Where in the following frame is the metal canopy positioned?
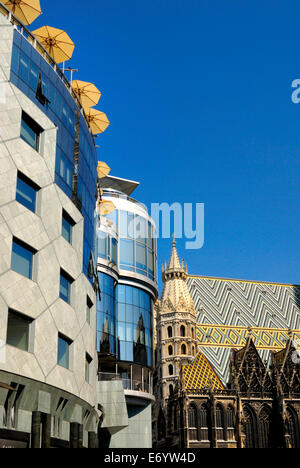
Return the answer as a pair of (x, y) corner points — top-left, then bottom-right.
(99, 175), (140, 196)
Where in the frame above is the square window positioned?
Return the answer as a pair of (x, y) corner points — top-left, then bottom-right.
(59, 270), (73, 304)
(7, 310), (32, 352)
(20, 112), (42, 152)
(16, 172), (39, 213)
(62, 210), (74, 244)
(57, 334), (71, 369)
(11, 238), (35, 279)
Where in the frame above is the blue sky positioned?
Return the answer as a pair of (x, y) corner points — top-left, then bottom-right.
(34, 0), (300, 288)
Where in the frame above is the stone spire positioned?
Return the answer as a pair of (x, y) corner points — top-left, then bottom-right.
(161, 237), (195, 314)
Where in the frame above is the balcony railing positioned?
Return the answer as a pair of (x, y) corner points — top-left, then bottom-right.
(98, 372), (152, 395)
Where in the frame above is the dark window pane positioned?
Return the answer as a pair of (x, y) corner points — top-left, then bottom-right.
(11, 240), (33, 279)
(16, 174), (37, 212)
(7, 310), (31, 351)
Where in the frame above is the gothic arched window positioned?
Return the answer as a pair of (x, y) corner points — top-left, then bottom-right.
(189, 405), (198, 441)
(168, 326), (173, 338)
(227, 405), (235, 441)
(243, 406), (257, 449)
(259, 407), (271, 449)
(169, 384), (173, 396)
(180, 325), (186, 337)
(216, 404), (225, 441)
(199, 404), (209, 441)
(168, 345), (173, 356)
(168, 364), (174, 376)
(286, 407), (299, 448)
(227, 406), (235, 428)
(191, 327), (195, 339)
(181, 344), (187, 355)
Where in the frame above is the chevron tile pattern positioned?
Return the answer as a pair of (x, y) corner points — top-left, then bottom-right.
(187, 276), (300, 383)
(182, 351), (224, 391)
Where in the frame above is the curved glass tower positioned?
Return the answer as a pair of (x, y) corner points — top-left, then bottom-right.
(96, 176), (158, 448)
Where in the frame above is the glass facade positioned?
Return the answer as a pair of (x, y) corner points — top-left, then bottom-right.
(96, 274), (154, 368)
(10, 30), (98, 279)
(97, 206), (157, 282)
(116, 284), (153, 367)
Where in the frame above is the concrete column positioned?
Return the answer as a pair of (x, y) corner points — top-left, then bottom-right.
(41, 413), (51, 449)
(70, 422), (79, 449)
(88, 431), (98, 449)
(31, 411), (42, 449)
(70, 422), (83, 448)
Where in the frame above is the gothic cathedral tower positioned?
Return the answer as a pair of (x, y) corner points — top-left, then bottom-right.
(154, 237), (198, 408)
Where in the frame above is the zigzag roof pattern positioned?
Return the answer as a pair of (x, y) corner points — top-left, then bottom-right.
(187, 276), (300, 383)
(182, 351), (225, 390)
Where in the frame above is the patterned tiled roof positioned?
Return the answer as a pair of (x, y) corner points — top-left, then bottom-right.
(182, 351), (225, 390)
(187, 275), (300, 382)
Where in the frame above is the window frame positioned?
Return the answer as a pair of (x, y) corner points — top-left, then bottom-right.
(16, 171), (40, 213)
(20, 111), (43, 152)
(57, 333), (72, 370)
(59, 269), (74, 305)
(61, 210), (75, 244)
(6, 309), (33, 352)
(11, 238), (36, 280)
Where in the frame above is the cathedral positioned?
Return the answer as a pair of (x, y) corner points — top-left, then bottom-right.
(153, 240), (300, 449)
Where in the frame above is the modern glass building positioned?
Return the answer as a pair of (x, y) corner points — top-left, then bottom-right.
(0, 5), (101, 448)
(96, 176), (158, 448)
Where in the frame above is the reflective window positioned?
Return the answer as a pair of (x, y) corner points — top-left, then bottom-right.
(20, 112), (41, 151)
(60, 270), (73, 304)
(116, 284), (153, 367)
(97, 274), (116, 355)
(120, 238), (134, 268)
(57, 335), (71, 369)
(16, 172), (39, 213)
(62, 210), (74, 244)
(55, 148), (72, 189)
(11, 238), (34, 279)
(6, 310), (32, 351)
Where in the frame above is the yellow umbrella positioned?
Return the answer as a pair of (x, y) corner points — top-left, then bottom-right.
(72, 81), (101, 108)
(3, 0), (41, 25)
(97, 200), (116, 217)
(97, 161), (111, 179)
(32, 26), (75, 64)
(85, 108), (110, 134)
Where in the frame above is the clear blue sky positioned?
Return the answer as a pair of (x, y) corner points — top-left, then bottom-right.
(33, 0), (300, 289)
